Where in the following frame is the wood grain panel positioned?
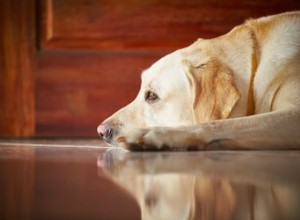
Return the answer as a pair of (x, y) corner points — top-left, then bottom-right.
(36, 51), (165, 137)
(41, 0), (300, 50)
(0, 0), (36, 136)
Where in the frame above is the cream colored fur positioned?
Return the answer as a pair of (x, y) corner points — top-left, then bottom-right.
(98, 11), (300, 150)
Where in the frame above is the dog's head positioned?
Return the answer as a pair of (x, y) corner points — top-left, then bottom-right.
(98, 26), (255, 146)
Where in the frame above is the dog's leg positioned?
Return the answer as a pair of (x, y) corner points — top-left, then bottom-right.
(118, 109), (300, 151)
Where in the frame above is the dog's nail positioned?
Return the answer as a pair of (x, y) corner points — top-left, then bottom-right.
(117, 136), (130, 149)
(117, 136), (126, 143)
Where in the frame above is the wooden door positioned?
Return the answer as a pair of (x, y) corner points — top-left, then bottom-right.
(0, 0), (36, 136)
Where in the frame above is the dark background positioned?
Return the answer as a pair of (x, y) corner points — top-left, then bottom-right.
(1, 0), (299, 137)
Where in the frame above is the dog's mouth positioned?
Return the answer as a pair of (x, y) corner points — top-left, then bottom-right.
(102, 128), (113, 141)
(98, 128), (122, 147)
(98, 120), (127, 147)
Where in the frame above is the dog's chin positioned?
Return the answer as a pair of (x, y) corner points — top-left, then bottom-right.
(104, 139), (120, 148)
(102, 128), (144, 149)
(102, 135), (124, 148)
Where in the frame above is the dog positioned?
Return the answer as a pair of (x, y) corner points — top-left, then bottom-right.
(100, 149), (300, 220)
(98, 11), (300, 150)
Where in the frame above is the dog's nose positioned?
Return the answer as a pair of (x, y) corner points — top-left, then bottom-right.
(97, 123), (114, 142)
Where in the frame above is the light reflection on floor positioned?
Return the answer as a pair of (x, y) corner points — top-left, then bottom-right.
(1, 139), (300, 220)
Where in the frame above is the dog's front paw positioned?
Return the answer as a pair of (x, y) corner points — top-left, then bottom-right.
(117, 127), (207, 151)
(116, 128), (158, 151)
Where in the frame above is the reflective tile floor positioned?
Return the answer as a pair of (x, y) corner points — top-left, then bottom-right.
(1, 139), (300, 220)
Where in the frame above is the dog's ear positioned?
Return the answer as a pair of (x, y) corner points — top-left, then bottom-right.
(191, 178), (236, 220)
(183, 25), (254, 123)
(185, 59), (240, 123)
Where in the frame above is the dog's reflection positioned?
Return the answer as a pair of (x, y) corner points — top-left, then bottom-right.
(98, 149), (300, 220)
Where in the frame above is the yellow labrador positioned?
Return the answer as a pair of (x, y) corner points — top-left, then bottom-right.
(98, 11), (300, 150)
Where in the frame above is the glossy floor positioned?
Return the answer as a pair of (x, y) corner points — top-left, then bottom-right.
(0, 139), (300, 220)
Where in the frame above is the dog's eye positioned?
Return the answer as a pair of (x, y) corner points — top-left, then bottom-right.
(145, 91), (159, 103)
